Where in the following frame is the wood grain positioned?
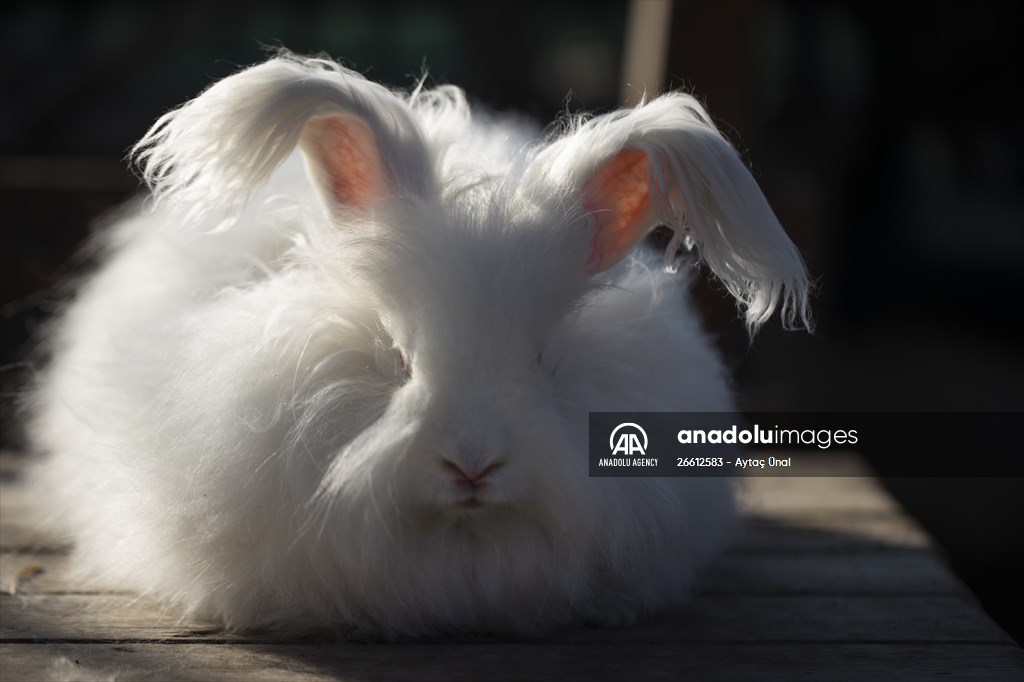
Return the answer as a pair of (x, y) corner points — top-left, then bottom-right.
(0, 592), (1012, 644)
(2, 642), (1022, 682)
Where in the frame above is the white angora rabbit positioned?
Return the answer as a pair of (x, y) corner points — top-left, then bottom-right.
(30, 54), (810, 637)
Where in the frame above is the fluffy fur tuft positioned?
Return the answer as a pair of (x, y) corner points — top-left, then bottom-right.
(30, 53), (809, 637)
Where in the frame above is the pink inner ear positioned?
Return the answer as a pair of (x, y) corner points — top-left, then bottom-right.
(583, 149), (652, 273)
(302, 115), (389, 211)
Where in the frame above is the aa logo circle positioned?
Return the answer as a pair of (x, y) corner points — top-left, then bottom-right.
(609, 423), (648, 456)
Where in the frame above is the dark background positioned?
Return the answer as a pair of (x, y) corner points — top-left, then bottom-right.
(1, 0), (1021, 643)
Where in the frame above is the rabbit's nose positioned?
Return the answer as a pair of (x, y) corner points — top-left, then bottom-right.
(441, 457), (505, 487)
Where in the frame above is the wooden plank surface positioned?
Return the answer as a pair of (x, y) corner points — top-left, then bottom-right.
(2, 593), (1010, 644)
(1, 452), (1021, 681)
(2, 642), (1023, 682)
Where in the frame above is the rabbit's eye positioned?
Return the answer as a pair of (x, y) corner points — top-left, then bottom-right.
(399, 349), (412, 380)
(373, 337), (411, 384)
(536, 349), (559, 378)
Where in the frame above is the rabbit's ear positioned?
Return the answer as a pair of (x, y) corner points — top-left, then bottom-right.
(133, 55), (433, 227)
(540, 93), (812, 332)
(580, 148), (657, 274)
(300, 115), (392, 213)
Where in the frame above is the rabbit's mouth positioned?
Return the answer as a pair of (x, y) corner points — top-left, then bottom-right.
(445, 485), (497, 512)
(438, 481), (514, 516)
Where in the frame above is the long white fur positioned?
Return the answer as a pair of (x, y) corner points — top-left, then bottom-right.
(31, 54), (808, 637)
(133, 56), (436, 228)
